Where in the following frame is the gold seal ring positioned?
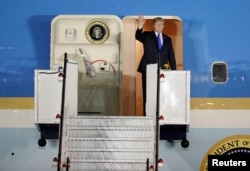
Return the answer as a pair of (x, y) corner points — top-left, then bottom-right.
(86, 20), (109, 44)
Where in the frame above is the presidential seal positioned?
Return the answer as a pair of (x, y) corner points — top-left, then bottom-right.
(200, 134), (250, 171)
(85, 20), (109, 44)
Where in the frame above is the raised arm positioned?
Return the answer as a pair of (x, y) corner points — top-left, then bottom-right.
(138, 15), (146, 29)
(135, 15), (146, 42)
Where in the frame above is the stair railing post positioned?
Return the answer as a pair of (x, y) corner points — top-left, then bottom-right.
(57, 52), (68, 171)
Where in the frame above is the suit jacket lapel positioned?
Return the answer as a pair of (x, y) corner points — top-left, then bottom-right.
(151, 31), (159, 49)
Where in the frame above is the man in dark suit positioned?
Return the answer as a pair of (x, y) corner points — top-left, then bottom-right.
(135, 15), (177, 116)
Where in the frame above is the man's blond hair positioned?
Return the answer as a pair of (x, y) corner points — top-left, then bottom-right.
(153, 17), (164, 24)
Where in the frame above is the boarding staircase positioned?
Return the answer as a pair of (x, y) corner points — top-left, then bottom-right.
(36, 55), (190, 171)
(58, 115), (155, 171)
(46, 56), (156, 171)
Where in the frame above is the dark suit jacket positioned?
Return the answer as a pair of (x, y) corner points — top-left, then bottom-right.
(135, 29), (177, 73)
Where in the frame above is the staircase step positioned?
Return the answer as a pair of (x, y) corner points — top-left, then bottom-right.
(67, 116), (154, 128)
(67, 139), (154, 150)
(63, 116), (155, 171)
(67, 150), (153, 161)
(69, 160), (149, 171)
(67, 128), (154, 138)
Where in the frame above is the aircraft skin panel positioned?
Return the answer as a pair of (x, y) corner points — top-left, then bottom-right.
(191, 110), (250, 128)
(1, 1), (250, 171)
(0, 109), (35, 128)
(191, 98), (250, 109)
(0, 98), (34, 109)
(1, 108), (249, 129)
(1, 98), (250, 109)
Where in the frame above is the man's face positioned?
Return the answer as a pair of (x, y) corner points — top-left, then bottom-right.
(153, 21), (165, 33)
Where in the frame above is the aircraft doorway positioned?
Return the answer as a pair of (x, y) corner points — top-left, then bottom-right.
(122, 16), (183, 116)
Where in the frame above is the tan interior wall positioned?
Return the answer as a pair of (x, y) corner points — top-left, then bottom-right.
(165, 20), (183, 70)
(122, 18), (137, 116)
(135, 41), (144, 116)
